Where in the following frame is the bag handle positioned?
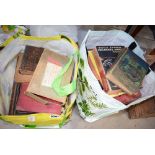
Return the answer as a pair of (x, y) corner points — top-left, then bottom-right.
(52, 51), (79, 96)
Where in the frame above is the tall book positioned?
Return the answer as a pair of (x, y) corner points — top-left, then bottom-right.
(19, 45), (44, 75)
(26, 49), (74, 104)
(106, 48), (150, 95)
(92, 46), (125, 96)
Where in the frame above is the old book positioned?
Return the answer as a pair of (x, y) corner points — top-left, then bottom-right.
(93, 46), (125, 95)
(14, 53), (32, 83)
(128, 96), (155, 119)
(9, 82), (21, 115)
(114, 91), (141, 105)
(19, 45), (44, 75)
(106, 48), (150, 95)
(88, 50), (103, 86)
(16, 83), (62, 114)
(26, 49), (74, 103)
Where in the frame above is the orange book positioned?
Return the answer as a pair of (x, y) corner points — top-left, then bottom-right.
(114, 91), (141, 105)
(88, 51), (103, 87)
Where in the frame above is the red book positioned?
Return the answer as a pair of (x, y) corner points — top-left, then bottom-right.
(114, 91), (141, 105)
(16, 83), (62, 115)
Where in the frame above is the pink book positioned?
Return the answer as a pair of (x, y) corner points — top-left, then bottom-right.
(16, 83), (62, 115)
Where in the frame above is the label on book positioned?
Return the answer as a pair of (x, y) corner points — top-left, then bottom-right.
(42, 62), (62, 88)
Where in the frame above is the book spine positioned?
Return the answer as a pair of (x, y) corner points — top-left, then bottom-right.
(88, 51), (102, 83)
(93, 49), (109, 92)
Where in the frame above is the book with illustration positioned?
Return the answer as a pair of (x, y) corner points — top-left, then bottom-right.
(106, 48), (150, 95)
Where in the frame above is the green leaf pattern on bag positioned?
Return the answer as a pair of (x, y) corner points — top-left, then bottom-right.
(77, 57), (108, 117)
(78, 100), (94, 116)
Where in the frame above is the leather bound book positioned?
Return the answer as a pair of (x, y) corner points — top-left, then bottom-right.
(19, 45), (44, 75)
(128, 96), (155, 119)
(15, 53), (32, 83)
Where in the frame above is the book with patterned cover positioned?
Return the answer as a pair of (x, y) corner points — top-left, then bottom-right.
(19, 45), (44, 75)
(106, 48), (150, 95)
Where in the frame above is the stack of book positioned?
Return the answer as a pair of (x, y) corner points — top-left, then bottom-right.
(9, 45), (74, 115)
(88, 46), (150, 105)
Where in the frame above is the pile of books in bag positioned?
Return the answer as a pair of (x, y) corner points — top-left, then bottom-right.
(9, 46), (74, 115)
(87, 45), (150, 105)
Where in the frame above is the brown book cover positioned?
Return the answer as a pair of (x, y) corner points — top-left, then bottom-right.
(26, 49), (74, 103)
(15, 53), (32, 83)
(106, 48), (149, 95)
(128, 96), (155, 119)
(19, 45), (44, 75)
(9, 82), (21, 115)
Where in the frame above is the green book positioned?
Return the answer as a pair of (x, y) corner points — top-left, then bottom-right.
(106, 48), (150, 95)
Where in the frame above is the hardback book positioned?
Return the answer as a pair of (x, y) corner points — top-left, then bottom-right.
(128, 96), (155, 119)
(88, 50), (103, 88)
(93, 46), (125, 95)
(14, 53), (32, 83)
(26, 49), (74, 104)
(19, 45), (44, 75)
(9, 82), (21, 115)
(16, 83), (62, 115)
(114, 91), (141, 105)
(106, 48), (150, 95)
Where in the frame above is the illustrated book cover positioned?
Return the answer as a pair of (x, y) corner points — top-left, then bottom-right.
(106, 48), (150, 95)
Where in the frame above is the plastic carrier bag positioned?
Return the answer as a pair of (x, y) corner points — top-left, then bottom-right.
(0, 34), (79, 128)
(76, 30), (155, 122)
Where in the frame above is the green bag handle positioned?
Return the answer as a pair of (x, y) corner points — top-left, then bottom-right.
(52, 50), (79, 97)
